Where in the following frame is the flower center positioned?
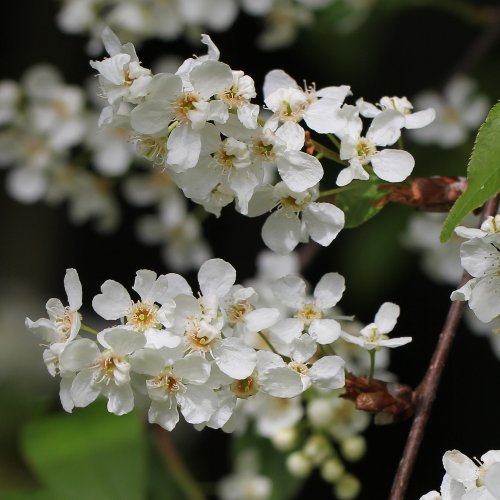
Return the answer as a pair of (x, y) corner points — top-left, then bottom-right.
(55, 306), (77, 338)
(127, 302), (160, 332)
(356, 138), (377, 165)
(220, 86), (244, 108)
(280, 195), (308, 213)
(175, 93), (200, 122)
(98, 353), (125, 381)
(136, 135), (167, 165)
(152, 371), (184, 395)
(231, 376), (258, 399)
(227, 301), (252, 324)
(215, 147), (236, 170)
(288, 361), (309, 376)
(296, 304), (321, 325)
(254, 140), (276, 161)
(184, 318), (219, 353)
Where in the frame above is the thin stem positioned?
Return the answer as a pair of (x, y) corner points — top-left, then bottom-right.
(258, 331), (279, 354)
(319, 184), (361, 198)
(367, 350), (376, 383)
(327, 134), (341, 149)
(153, 426), (207, 500)
(80, 324), (98, 335)
(309, 139), (347, 166)
(389, 194), (500, 500)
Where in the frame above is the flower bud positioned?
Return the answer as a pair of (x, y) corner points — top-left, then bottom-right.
(334, 473), (361, 500)
(271, 427), (298, 451)
(320, 457), (345, 483)
(303, 434), (332, 465)
(286, 451), (313, 478)
(307, 398), (335, 428)
(340, 435), (367, 462)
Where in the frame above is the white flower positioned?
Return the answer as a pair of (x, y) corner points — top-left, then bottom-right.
(173, 259), (257, 379)
(263, 69), (351, 135)
(338, 110), (415, 186)
(253, 122), (324, 193)
(455, 215), (500, 240)
(451, 235), (500, 323)
(90, 27), (153, 105)
(217, 449), (272, 500)
(420, 449), (500, 500)
(26, 268), (83, 345)
(92, 269), (180, 348)
(218, 70), (259, 129)
(130, 348), (217, 430)
(357, 95), (435, 131)
(270, 272), (346, 348)
(409, 75), (489, 148)
(173, 134), (263, 215)
(247, 392), (304, 437)
(341, 302), (411, 350)
(130, 60), (233, 171)
(250, 182), (344, 254)
(60, 327), (146, 415)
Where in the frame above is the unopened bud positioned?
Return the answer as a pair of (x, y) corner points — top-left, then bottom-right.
(286, 451), (313, 478)
(307, 398), (335, 428)
(320, 457), (345, 483)
(271, 427), (298, 451)
(340, 435), (366, 462)
(303, 434), (331, 465)
(334, 473), (361, 500)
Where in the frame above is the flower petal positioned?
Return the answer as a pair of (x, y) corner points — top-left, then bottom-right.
(277, 150), (323, 192)
(198, 258), (236, 298)
(371, 149), (415, 183)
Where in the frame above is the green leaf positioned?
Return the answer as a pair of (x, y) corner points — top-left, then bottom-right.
(440, 102), (500, 242)
(0, 490), (53, 500)
(231, 429), (303, 500)
(21, 403), (147, 500)
(335, 180), (387, 228)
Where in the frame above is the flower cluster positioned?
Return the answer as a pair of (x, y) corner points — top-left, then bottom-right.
(26, 259), (411, 433)
(420, 449), (500, 499)
(91, 28), (434, 254)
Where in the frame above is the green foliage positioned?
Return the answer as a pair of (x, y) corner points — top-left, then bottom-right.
(441, 102), (500, 242)
(0, 490), (53, 500)
(232, 429), (303, 500)
(20, 403), (147, 500)
(335, 180), (387, 228)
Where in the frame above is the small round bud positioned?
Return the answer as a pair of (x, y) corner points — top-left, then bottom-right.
(340, 435), (367, 462)
(271, 427), (298, 451)
(286, 451), (313, 478)
(320, 457), (345, 483)
(303, 434), (332, 465)
(334, 473), (361, 500)
(307, 398), (335, 428)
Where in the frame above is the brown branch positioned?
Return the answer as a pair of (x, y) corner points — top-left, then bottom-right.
(389, 194), (500, 500)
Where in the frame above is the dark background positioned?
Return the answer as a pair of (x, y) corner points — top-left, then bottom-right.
(1, 1), (500, 498)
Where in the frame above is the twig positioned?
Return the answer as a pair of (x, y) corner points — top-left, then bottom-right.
(389, 194), (500, 500)
(153, 426), (207, 500)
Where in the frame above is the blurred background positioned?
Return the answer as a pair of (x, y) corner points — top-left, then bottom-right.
(1, 0), (500, 498)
